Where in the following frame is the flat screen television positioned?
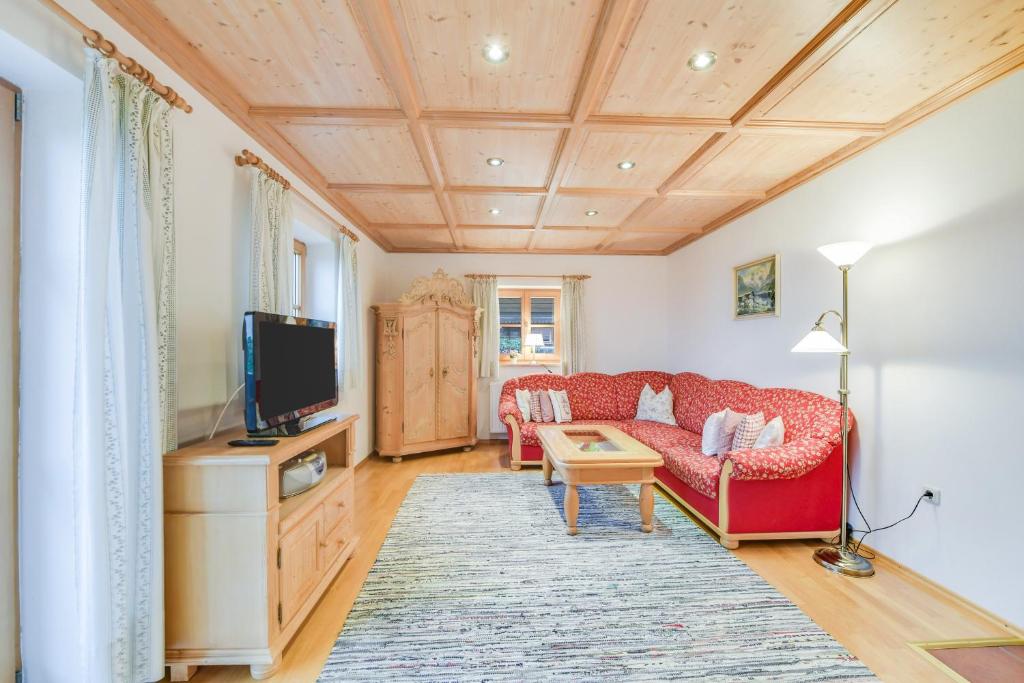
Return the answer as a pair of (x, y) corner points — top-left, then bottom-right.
(243, 311), (338, 436)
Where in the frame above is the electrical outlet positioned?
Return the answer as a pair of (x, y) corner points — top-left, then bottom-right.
(922, 487), (941, 505)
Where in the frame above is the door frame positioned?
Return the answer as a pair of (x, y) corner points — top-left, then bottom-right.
(0, 75), (22, 676)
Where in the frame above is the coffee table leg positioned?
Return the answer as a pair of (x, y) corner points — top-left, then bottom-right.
(640, 483), (654, 533)
(565, 484), (579, 535)
(542, 450), (553, 486)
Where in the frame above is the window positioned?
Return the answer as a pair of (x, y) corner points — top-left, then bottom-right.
(291, 239), (306, 316)
(498, 288), (560, 363)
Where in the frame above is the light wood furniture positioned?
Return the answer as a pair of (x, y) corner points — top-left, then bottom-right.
(163, 416), (359, 681)
(100, 0), (1024, 254)
(372, 269), (479, 462)
(538, 424), (664, 535)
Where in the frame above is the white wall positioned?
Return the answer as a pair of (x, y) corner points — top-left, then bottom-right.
(381, 253), (670, 438)
(1, 18), (85, 680)
(665, 70), (1024, 628)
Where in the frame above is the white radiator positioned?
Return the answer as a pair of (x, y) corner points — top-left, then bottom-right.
(489, 381), (505, 434)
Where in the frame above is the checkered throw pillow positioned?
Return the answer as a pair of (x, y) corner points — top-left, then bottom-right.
(731, 412), (766, 451)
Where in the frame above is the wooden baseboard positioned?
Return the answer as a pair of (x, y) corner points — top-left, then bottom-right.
(858, 542), (1023, 638)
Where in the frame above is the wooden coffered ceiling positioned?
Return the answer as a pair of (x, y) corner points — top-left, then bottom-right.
(97, 0), (1024, 255)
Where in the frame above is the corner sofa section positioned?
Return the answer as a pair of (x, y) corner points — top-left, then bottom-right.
(498, 371), (845, 549)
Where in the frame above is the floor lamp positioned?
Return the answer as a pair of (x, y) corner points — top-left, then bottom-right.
(791, 241), (874, 578)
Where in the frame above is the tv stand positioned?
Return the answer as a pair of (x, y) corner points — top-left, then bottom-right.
(164, 415), (359, 680)
(249, 413), (337, 437)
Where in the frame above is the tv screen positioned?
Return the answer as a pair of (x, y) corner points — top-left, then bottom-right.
(243, 311), (337, 433)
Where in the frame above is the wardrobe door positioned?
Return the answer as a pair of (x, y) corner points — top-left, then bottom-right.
(402, 309), (437, 445)
(436, 308), (471, 440)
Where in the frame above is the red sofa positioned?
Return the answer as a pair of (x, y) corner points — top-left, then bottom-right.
(498, 371), (847, 548)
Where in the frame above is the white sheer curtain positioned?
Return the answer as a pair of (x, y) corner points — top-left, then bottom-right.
(73, 52), (176, 682)
(470, 276), (498, 378)
(337, 234), (362, 391)
(249, 169), (292, 314)
(561, 276), (587, 375)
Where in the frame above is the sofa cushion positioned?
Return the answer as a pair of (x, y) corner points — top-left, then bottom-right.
(682, 378), (764, 433)
(614, 371), (673, 420)
(518, 419), (630, 447)
(759, 388), (845, 443)
(621, 420), (698, 453)
(671, 372), (711, 429)
(565, 373), (620, 420)
(662, 444), (722, 499)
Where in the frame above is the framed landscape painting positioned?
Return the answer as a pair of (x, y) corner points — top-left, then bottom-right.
(734, 255), (779, 319)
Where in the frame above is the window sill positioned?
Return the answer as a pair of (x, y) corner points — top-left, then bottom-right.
(500, 360), (561, 368)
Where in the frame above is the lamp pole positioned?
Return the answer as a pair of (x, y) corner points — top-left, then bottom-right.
(812, 263), (874, 577)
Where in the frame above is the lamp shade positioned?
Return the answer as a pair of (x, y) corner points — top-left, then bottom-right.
(791, 327), (848, 353)
(817, 241), (872, 267)
(525, 333), (545, 347)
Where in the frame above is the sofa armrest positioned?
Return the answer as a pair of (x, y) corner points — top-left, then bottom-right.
(723, 437), (834, 481)
(498, 396), (524, 426)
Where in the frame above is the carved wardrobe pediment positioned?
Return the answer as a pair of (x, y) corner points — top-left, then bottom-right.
(398, 268), (473, 306)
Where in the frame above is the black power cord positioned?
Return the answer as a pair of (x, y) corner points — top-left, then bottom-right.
(836, 459), (932, 558)
(851, 492), (930, 556)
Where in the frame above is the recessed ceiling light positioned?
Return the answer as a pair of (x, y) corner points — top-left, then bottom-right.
(482, 43), (509, 64)
(584, 209), (599, 217)
(687, 51), (717, 71)
(617, 160), (636, 170)
(486, 157), (504, 167)
(488, 208), (502, 215)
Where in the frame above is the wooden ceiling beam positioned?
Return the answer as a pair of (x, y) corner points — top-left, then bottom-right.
(349, 0), (463, 249)
(92, 0), (391, 252)
(329, 183), (433, 193)
(529, 0), (649, 251)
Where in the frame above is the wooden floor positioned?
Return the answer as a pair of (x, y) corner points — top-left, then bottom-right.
(173, 442), (1020, 683)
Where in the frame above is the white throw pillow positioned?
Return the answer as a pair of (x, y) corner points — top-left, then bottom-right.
(635, 384), (676, 425)
(701, 408), (743, 455)
(701, 410), (726, 455)
(548, 389), (572, 423)
(753, 416), (785, 449)
(514, 389), (533, 423)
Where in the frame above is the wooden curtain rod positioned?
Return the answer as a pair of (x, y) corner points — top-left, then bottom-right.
(235, 149), (291, 189)
(39, 0), (193, 113)
(464, 274), (590, 280)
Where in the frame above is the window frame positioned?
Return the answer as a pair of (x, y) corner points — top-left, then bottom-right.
(498, 287), (561, 364)
(291, 239), (307, 317)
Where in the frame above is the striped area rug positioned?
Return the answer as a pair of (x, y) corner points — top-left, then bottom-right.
(319, 473), (875, 681)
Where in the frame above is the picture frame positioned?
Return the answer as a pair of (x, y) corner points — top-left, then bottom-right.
(734, 255), (780, 319)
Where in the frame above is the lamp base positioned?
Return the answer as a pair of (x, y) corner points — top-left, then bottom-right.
(813, 546), (875, 577)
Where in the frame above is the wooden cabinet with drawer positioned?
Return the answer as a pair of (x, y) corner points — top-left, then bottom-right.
(164, 416), (359, 681)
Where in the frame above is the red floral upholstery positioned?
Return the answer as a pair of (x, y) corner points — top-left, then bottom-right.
(725, 437), (835, 481)
(759, 387), (849, 442)
(621, 420), (696, 453)
(614, 371), (673, 419)
(662, 444), (722, 499)
(519, 419), (631, 447)
(564, 373), (620, 420)
(669, 372), (709, 427)
(498, 396), (524, 425)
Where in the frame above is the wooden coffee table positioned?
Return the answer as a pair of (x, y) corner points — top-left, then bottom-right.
(537, 424), (664, 535)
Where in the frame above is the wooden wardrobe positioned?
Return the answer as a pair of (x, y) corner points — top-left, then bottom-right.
(372, 269), (480, 462)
